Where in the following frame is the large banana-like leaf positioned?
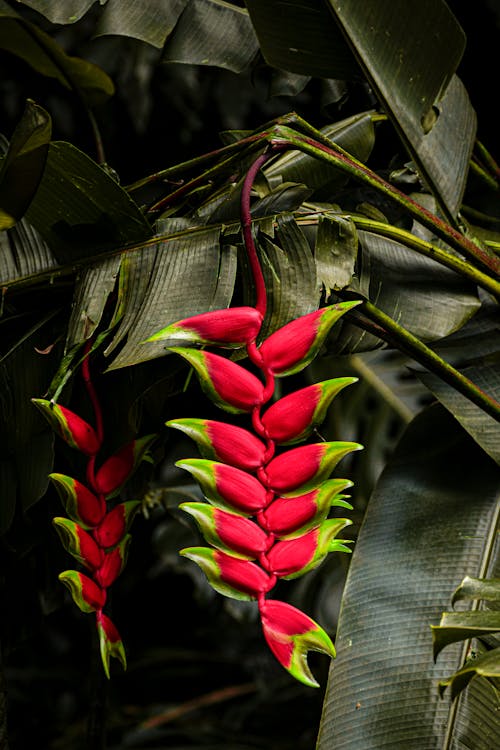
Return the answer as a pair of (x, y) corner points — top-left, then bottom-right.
(95, 0), (188, 49)
(0, 212), (57, 284)
(328, 228), (480, 353)
(256, 213), (320, 340)
(316, 404), (500, 749)
(103, 226), (236, 369)
(0, 316), (57, 533)
(0, 101), (51, 231)
(411, 301), (500, 462)
(24, 141), (152, 261)
(16, 0), (99, 24)
(245, 0), (473, 221)
(162, 0), (259, 73)
(0, 1), (114, 105)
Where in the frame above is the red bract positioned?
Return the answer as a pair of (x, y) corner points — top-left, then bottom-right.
(95, 537), (130, 588)
(258, 302), (360, 377)
(215, 550), (273, 597)
(181, 502), (269, 558)
(265, 441), (361, 493)
(94, 435), (155, 495)
(170, 348), (265, 414)
(167, 418), (266, 470)
(93, 501), (140, 549)
(177, 459), (268, 513)
(59, 570), (106, 613)
(32, 399), (101, 455)
(49, 473), (106, 528)
(147, 307), (263, 346)
(261, 377), (357, 444)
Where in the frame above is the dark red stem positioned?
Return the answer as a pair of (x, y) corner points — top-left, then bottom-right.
(240, 148), (282, 318)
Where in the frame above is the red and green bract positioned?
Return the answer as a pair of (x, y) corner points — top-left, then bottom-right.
(33, 378), (153, 679)
(153, 295), (361, 687)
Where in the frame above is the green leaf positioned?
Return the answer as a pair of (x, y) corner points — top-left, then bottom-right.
(245, 0), (360, 80)
(317, 404), (500, 749)
(333, 229), (480, 353)
(24, 141), (152, 261)
(0, 1), (114, 105)
(0, 208), (57, 283)
(438, 647), (500, 701)
(452, 577), (500, 606)
(246, 0), (472, 220)
(255, 213), (320, 341)
(0, 315), (57, 532)
(314, 214), (357, 294)
(432, 611), (500, 660)
(0, 100), (51, 230)
(104, 226), (236, 369)
(162, 0), (259, 73)
(16, 1), (100, 25)
(95, 0), (188, 49)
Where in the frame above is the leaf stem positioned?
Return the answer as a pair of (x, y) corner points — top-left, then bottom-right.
(344, 297), (500, 421)
(348, 215), (500, 300)
(269, 126), (500, 278)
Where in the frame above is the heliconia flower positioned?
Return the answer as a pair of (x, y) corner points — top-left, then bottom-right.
(169, 348), (264, 414)
(259, 599), (335, 687)
(180, 502), (269, 559)
(95, 535), (131, 588)
(58, 570), (106, 613)
(261, 479), (353, 538)
(264, 442), (362, 494)
(176, 459), (268, 514)
(258, 301), (361, 377)
(49, 473), (106, 528)
(167, 418), (266, 471)
(53, 517), (103, 570)
(181, 547), (274, 600)
(265, 518), (352, 579)
(261, 377), (357, 444)
(93, 435), (156, 496)
(96, 611), (127, 680)
(92, 501), (141, 549)
(146, 307), (263, 347)
(32, 398), (101, 456)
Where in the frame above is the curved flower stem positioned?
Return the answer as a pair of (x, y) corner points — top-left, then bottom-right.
(240, 148), (281, 317)
(269, 126), (500, 278)
(344, 297), (500, 421)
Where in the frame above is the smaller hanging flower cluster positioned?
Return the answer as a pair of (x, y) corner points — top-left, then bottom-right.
(32, 359), (155, 678)
(148, 300), (362, 686)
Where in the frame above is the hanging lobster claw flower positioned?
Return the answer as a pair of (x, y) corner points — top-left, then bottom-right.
(181, 547), (274, 599)
(266, 518), (352, 579)
(93, 501), (141, 549)
(261, 479), (353, 538)
(32, 398), (101, 456)
(169, 348), (264, 414)
(146, 307), (263, 347)
(259, 599), (335, 687)
(261, 377), (357, 444)
(53, 517), (103, 570)
(58, 570), (106, 613)
(264, 442), (362, 494)
(96, 611), (127, 679)
(258, 301), (360, 377)
(176, 459), (268, 514)
(93, 435), (156, 496)
(49, 473), (106, 528)
(167, 418), (266, 471)
(95, 535), (131, 588)
(181, 502), (269, 559)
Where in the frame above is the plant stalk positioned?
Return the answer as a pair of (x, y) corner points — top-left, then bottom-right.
(345, 297), (500, 421)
